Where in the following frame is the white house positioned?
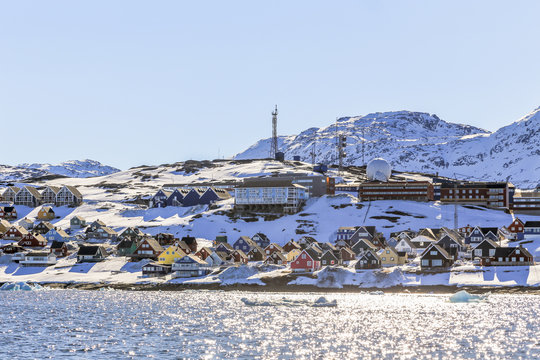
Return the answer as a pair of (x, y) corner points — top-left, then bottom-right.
(20, 252), (57, 267)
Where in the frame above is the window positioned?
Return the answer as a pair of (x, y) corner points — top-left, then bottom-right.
(390, 257), (394, 261)
(382, 257), (386, 261)
(516, 249), (520, 254)
(422, 260), (429, 266)
(322, 260), (326, 265)
(307, 261), (311, 266)
(302, 254), (306, 259)
(489, 249), (495, 256)
(433, 259), (442, 266)
(430, 251), (437, 255)
(520, 257), (524, 262)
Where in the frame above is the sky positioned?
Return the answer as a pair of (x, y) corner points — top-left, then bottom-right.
(1, 1), (539, 170)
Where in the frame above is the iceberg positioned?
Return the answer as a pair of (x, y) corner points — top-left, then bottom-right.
(241, 296), (337, 307)
(0, 282), (44, 291)
(449, 290), (488, 303)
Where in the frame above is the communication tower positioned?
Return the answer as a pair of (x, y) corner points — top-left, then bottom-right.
(270, 105), (278, 159)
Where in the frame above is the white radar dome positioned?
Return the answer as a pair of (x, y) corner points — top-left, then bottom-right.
(366, 158), (392, 182)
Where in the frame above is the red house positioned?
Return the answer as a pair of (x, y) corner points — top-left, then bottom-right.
(4, 226), (29, 241)
(50, 241), (69, 257)
(282, 240), (301, 253)
(18, 233), (47, 248)
(339, 247), (356, 262)
(290, 249), (321, 272)
(508, 218), (525, 234)
(129, 238), (164, 261)
(0, 206), (17, 220)
(264, 243), (284, 257)
(231, 250), (248, 264)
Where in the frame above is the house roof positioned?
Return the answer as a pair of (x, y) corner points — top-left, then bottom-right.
(248, 245), (265, 255)
(494, 246), (533, 259)
(65, 186), (83, 199)
(36, 221), (54, 230)
(267, 251), (287, 261)
(22, 186), (42, 199)
(51, 241), (67, 249)
(117, 238), (137, 249)
(421, 244), (452, 259)
(44, 186), (61, 194)
(26, 251), (51, 257)
(304, 248), (321, 261)
(77, 245), (105, 256)
(352, 237), (377, 250)
(479, 227), (499, 235)
(472, 238), (499, 250)
(524, 221), (540, 227)
(236, 236), (258, 248)
(252, 232), (269, 241)
(143, 238), (164, 252)
(265, 243), (284, 252)
(358, 249), (381, 261)
(233, 249), (248, 259)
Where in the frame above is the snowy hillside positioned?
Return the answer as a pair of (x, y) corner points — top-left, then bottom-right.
(235, 107), (540, 188)
(0, 160), (120, 181)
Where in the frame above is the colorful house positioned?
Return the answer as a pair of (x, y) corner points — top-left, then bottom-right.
(142, 262), (171, 277)
(117, 239), (139, 256)
(420, 244), (453, 269)
(507, 218), (525, 240)
(44, 228), (70, 242)
(251, 233), (270, 249)
(264, 251), (287, 265)
(34, 221), (54, 235)
(77, 245), (107, 263)
(286, 248), (302, 263)
(157, 245), (187, 265)
(290, 249), (321, 272)
(320, 250), (339, 266)
(378, 247), (407, 267)
(0, 206), (17, 220)
(129, 238), (164, 261)
(355, 249), (381, 270)
(50, 241), (69, 257)
(18, 233), (47, 248)
(247, 246), (265, 261)
(233, 236), (257, 254)
(172, 254), (210, 278)
(70, 215), (87, 229)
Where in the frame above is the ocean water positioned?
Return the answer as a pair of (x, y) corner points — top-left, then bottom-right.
(0, 290), (538, 359)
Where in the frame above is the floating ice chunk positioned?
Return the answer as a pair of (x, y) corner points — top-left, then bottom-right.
(449, 290), (488, 303)
(0, 282), (43, 291)
(312, 296), (337, 307)
(369, 291), (384, 295)
(241, 296), (337, 307)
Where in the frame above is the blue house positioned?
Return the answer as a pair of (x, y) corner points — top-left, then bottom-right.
(524, 221), (540, 236)
(44, 228), (70, 242)
(199, 187), (231, 205)
(151, 189), (172, 208)
(232, 236), (258, 253)
(181, 188), (205, 207)
(166, 189), (189, 207)
(465, 227), (499, 245)
(251, 233), (270, 249)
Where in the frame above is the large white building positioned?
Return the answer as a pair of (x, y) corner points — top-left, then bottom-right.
(234, 178), (308, 214)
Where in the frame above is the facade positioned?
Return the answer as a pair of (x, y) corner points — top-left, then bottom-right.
(55, 186), (83, 206)
(116, 239), (139, 256)
(34, 221), (54, 235)
(2, 186), (20, 203)
(70, 215), (87, 229)
(18, 233), (47, 248)
(234, 178), (308, 214)
(130, 238), (164, 261)
(232, 236), (258, 254)
(247, 246), (265, 261)
(471, 239), (498, 260)
(150, 189), (172, 208)
(358, 181), (434, 201)
(20, 252), (57, 267)
(50, 241), (69, 257)
(320, 250), (339, 266)
(5, 226), (29, 241)
(0, 206), (17, 220)
(290, 249), (321, 272)
(511, 189), (540, 211)
(486, 246), (534, 266)
(264, 251), (287, 265)
(507, 218), (525, 240)
(355, 250), (381, 270)
(336, 226), (358, 242)
(172, 254), (210, 278)
(41, 186), (61, 204)
(44, 228), (70, 242)
(524, 221), (540, 236)
(420, 244), (453, 269)
(440, 181), (513, 208)
(142, 262), (171, 277)
(14, 186), (42, 207)
(251, 233), (270, 249)
(157, 245), (187, 265)
(378, 247), (407, 267)
(77, 245), (107, 263)
(264, 243), (284, 257)
(37, 206), (56, 221)
(465, 227), (499, 245)
(351, 238), (377, 255)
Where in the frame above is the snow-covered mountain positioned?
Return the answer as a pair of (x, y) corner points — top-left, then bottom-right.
(235, 108), (540, 188)
(0, 160), (120, 181)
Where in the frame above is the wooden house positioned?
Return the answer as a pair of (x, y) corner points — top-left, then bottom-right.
(471, 238), (498, 260)
(166, 189), (188, 207)
(88, 219), (107, 231)
(77, 245), (107, 263)
(264, 251), (287, 265)
(282, 240), (301, 253)
(157, 245), (187, 265)
(351, 238), (377, 255)
(338, 247), (356, 262)
(395, 237), (417, 257)
(44, 228), (70, 242)
(297, 236), (317, 249)
(215, 242), (234, 255)
(14, 186), (42, 207)
(172, 254), (210, 278)
(20, 251), (57, 267)
(195, 247), (212, 261)
(349, 226), (377, 244)
(175, 240), (192, 255)
(286, 249), (302, 263)
(420, 244), (454, 269)
(37, 206), (56, 221)
(70, 215), (87, 229)
(0, 219), (11, 234)
(2, 186), (20, 203)
(465, 227), (499, 245)
(18, 218), (33, 230)
(129, 238), (164, 261)
(50, 241), (69, 257)
(55, 186), (83, 207)
(378, 247), (407, 267)
(233, 236), (258, 254)
(142, 262), (171, 277)
(116, 238), (139, 256)
(155, 233), (176, 246)
(264, 243), (284, 257)
(355, 249), (381, 270)
(0, 206), (17, 220)
(181, 188), (206, 207)
(251, 233), (270, 249)
(150, 189), (173, 208)
(486, 246), (534, 266)
(231, 249), (249, 264)
(180, 236), (198, 253)
(507, 218), (525, 240)
(336, 226), (359, 243)
(86, 226), (117, 241)
(41, 186), (61, 204)
(247, 246), (266, 261)
(1, 243), (24, 254)
(34, 221), (54, 235)
(409, 235), (436, 255)
(198, 187), (231, 205)
(119, 227), (145, 240)
(320, 250), (339, 266)
(4, 226), (29, 241)
(18, 233), (47, 248)
(290, 248), (321, 272)
(436, 233), (466, 259)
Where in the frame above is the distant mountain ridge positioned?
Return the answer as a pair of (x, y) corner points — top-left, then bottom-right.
(234, 107), (540, 188)
(0, 159), (120, 181)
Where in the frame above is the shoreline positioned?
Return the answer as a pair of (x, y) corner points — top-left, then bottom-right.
(13, 281), (540, 294)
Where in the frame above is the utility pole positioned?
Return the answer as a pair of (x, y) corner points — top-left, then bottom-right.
(310, 142), (316, 165)
(361, 127), (365, 166)
(270, 105), (278, 159)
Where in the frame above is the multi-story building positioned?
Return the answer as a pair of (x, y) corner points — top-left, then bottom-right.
(358, 181), (434, 201)
(440, 182), (513, 209)
(511, 189), (540, 211)
(234, 178), (309, 213)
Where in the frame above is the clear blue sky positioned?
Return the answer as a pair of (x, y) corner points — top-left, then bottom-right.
(1, 1), (539, 169)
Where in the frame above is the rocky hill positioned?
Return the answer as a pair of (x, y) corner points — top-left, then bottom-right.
(235, 107), (540, 188)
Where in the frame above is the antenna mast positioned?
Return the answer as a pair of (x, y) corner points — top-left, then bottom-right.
(362, 127), (365, 166)
(310, 142), (316, 165)
(270, 105), (278, 159)
(453, 173), (458, 230)
(335, 117), (346, 175)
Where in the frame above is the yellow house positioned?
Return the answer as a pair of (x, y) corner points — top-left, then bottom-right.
(286, 249), (302, 263)
(158, 245), (187, 265)
(0, 219), (11, 234)
(37, 206), (55, 221)
(378, 247), (407, 267)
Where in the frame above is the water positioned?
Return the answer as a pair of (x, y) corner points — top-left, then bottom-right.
(0, 290), (539, 359)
